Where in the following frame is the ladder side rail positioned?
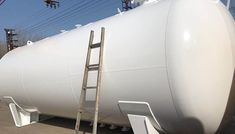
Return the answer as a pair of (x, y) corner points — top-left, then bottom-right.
(75, 30), (94, 134)
(92, 27), (105, 134)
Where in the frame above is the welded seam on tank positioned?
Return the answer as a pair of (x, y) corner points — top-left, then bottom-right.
(67, 62), (80, 106)
(69, 77), (80, 105)
(68, 65), (167, 76)
(217, 2), (235, 67)
(163, 0), (181, 119)
(19, 71), (37, 109)
(103, 65), (166, 73)
(213, 2), (235, 131)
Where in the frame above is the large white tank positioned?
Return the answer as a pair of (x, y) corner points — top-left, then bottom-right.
(0, 0), (234, 133)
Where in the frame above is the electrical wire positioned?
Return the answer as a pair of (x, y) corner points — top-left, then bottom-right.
(16, 0), (69, 28)
(18, 0), (121, 39)
(0, 0), (6, 6)
(34, 0), (120, 35)
(21, 0), (89, 32)
(27, 0), (110, 33)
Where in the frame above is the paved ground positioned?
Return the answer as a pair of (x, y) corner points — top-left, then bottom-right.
(0, 102), (133, 134)
(1, 101), (235, 134)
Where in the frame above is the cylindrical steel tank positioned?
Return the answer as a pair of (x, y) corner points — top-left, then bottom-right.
(0, 0), (234, 133)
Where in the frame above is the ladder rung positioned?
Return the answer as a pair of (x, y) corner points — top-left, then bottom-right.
(77, 109), (83, 113)
(88, 64), (99, 68)
(87, 64), (99, 71)
(90, 43), (101, 48)
(88, 67), (99, 71)
(83, 86), (97, 89)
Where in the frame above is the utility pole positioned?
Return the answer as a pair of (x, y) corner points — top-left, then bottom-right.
(122, 0), (132, 11)
(4, 29), (18, 52)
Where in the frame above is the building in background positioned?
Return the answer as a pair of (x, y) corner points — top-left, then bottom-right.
(0, 44), (7, 59)
(229, 1), (235, 18)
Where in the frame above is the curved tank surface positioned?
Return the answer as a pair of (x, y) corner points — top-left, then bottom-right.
(0, 0), (234, 133)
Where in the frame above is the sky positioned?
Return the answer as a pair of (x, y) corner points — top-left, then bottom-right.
(0, 0), (234, 44)
(0, 0), (121, 42)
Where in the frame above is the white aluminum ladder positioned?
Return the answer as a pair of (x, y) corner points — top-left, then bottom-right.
(75, 27), (105, 134)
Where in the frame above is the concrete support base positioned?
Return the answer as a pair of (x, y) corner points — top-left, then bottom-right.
(9, 103), (39, 127)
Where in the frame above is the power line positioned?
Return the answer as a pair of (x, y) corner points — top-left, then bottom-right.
(24, 0), (96, 33)
(16, 0), (69, 28)
(21, 0), (89, 32)
(0, 0), (6, 6)
(27, 0), (109, 33)
(17, 0), (120, 39)
(34, 0), (119, 35)
(29, 0), (119, 34)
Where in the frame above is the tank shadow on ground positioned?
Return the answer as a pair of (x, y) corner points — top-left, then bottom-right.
(39, 116), (134, 134)
(174, 117), (204, 134)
